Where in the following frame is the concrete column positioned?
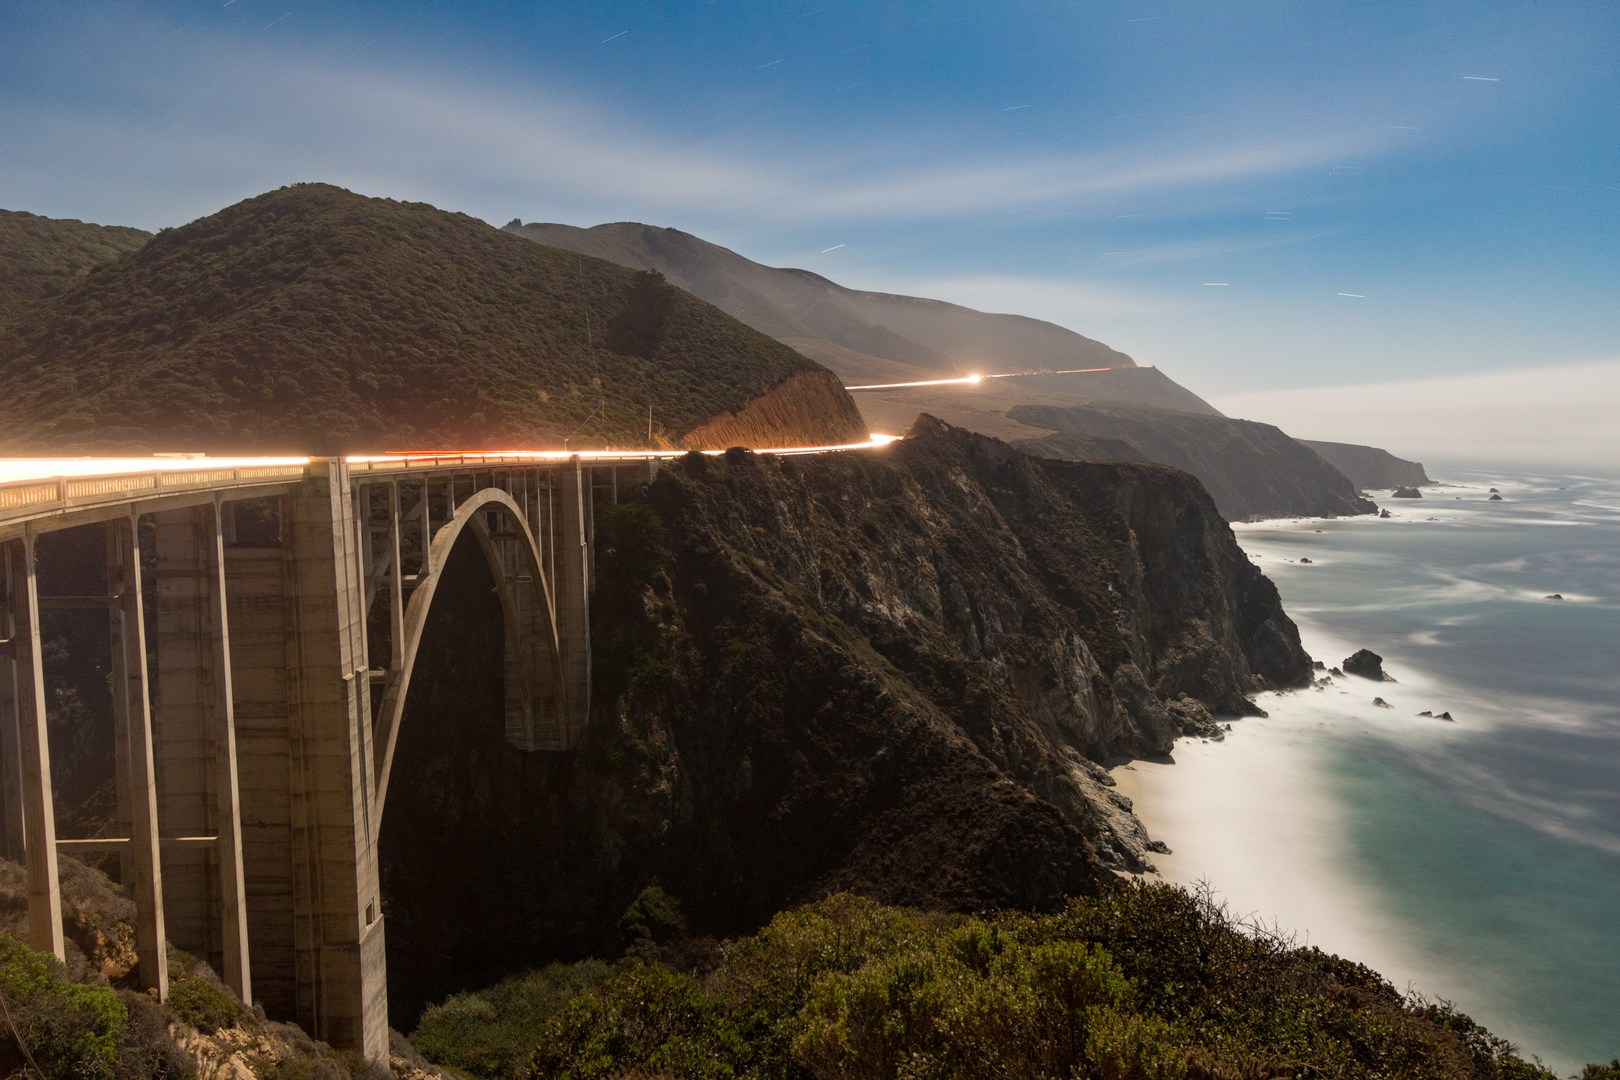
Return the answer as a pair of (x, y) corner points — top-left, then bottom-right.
(203, 503), (252, 1004)
(1, 547), (29, 863)
(150, 508), (212, 968)
(283, 461), (388, 1064)
(108, 516), (169, 997)
(557, 459), (592, 749)
(151, 505), (250, 1001)
(225, 541), (298, 1018)
(5, 535), (64, 959)
(386, 483), (404, 669)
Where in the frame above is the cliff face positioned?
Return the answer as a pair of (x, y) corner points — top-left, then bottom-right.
(378, 419), (1310, 1019)
(1300, 439), (1432, 490)
(1014, 402), (1378, 521)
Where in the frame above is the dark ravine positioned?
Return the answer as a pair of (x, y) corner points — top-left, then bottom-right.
(378, 418), (1310, 1020)
(1013, 401), (1378, 521)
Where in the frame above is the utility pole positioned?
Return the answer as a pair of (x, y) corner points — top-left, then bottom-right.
(647, 404), (653, 444)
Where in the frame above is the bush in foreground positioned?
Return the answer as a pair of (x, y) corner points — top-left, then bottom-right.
(413, 883), (1564, 1080)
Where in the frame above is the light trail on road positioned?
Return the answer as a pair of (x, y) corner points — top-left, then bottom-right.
(0, 435), (902, 486)
(844, 366), (1119, 392)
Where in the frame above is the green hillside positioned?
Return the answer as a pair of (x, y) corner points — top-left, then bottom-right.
(0, 184), (857, 454)
(0, 209), (149, 328)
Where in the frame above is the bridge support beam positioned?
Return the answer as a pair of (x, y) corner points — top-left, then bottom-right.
(150, 505), (249, 1002)
(1, 535), (64, 960)
(109, 515), (170, 997)
(0, 544), (26, 863)
(283, 463), (388, 1063)
(556, 459), (591, 749)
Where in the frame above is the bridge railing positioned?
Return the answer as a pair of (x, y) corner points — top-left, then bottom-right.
(0, 464), (309, 533)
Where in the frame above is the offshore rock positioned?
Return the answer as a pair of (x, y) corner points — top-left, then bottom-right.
(1343, 648), (1389, 681)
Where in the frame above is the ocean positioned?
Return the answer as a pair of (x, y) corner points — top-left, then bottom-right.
(1113, 470), (1620, 1075)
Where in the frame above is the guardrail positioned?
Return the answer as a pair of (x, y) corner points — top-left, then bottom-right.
(0, 463), (309, 533)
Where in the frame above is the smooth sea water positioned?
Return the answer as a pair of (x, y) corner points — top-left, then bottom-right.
(1115, 471), (1620, 1074)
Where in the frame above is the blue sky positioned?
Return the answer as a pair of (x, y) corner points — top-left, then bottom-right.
(4, 2), (1617, 463)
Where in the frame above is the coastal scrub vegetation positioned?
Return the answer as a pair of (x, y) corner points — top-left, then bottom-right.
(410, 882), (1561, 1080)
(0, 184), (842, 453)
(0, 208), (149, 328)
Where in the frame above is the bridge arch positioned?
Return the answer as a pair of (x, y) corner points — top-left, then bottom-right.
(371, 487), (584, 820)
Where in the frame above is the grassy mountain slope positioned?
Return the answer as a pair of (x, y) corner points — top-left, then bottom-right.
(505, 222), (1210, 412)
(0, 209), (149, 328)
(0, 185), (864, 454)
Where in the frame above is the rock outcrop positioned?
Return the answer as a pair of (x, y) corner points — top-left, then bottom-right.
(376, 418), (1310, 1018)
(1342, 649), (1389, 680)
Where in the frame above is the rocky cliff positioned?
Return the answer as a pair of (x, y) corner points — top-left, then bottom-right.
(1300, 439), (1432, 490)
(378, 418), (1310, 1019)
(1014, 402), (1377, 521)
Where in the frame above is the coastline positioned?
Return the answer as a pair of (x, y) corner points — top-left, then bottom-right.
(1113, 472), (1620, 1074)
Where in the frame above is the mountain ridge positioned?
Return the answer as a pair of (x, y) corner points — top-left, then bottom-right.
(507, 220), (1162, 396)
(0, 186), (865, 454)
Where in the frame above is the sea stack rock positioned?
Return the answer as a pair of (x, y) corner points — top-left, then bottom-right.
(1393, 486), (1422, 498)
(1343, 649), (1389, 681)
(1489, 493), (1504, 501)
(1378, 508), (1393, 518)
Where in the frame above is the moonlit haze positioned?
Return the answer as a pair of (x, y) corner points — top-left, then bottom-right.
(4, 1), (1616, 469)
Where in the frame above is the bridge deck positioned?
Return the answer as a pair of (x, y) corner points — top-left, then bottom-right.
(0, 437), (896, 540)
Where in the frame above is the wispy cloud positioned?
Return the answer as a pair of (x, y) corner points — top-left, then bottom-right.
(2, 20), (1407, 233)
(851, 273), (1184, 321)
(1095, 230), (1334, 267)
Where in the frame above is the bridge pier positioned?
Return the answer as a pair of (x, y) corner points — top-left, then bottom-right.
(281, 463), (388, 1061)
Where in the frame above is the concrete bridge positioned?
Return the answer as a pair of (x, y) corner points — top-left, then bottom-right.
(0, 449), (713, 1061)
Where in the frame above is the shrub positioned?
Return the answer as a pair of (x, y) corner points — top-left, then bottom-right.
(411, 959), (613, 1078)
(0, 931), (128, 1080)
(167, 973), (242, 1033)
